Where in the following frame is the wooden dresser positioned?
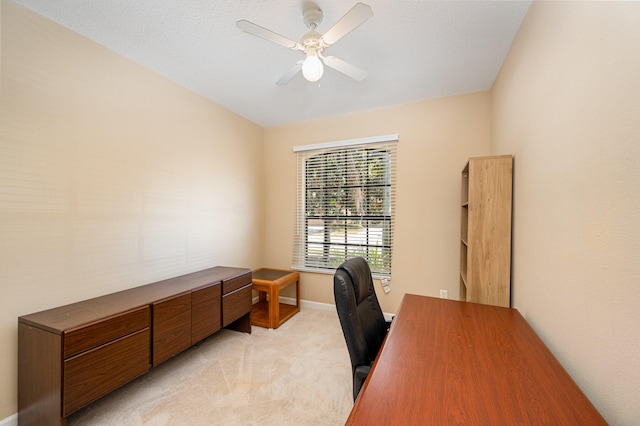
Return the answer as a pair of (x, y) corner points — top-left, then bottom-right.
(18, 266), (252, 426)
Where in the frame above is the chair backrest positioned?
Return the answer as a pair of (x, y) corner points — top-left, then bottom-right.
(334, 257), (388, 374)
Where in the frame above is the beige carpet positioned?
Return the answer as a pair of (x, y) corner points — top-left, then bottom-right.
(67, 307), (354, 426)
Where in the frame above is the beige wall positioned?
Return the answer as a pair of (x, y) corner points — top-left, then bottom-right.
(0, 1), (263, 419)
(4, 0), (637, 424)
(492, 1), (640, 424)
(263, 92), (491, 312)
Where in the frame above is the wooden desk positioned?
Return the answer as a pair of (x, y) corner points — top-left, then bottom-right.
(346, 294), (606, 425)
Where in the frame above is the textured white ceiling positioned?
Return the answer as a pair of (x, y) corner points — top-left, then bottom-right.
(15, 0), (531, 127)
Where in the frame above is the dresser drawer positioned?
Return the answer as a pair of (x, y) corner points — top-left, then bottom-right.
(192, 283), (221, 344)
(63, 328), (150, 416)
(152, 293), (192, 366)
(222, 284), (252, 327)
(222, 271), (252, 295)
(63, 306), (150, 358)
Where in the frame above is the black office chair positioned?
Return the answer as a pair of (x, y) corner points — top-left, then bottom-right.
(334, 257), (390, 401)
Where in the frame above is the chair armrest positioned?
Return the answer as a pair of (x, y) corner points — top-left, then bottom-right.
(353, 365), (371, 400)
(355, 365), (371, 382)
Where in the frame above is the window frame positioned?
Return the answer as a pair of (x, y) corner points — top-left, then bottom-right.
(292, 135), (397, 278)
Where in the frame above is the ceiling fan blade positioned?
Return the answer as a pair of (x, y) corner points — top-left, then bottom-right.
(276, 61), (304, 86)
(320, 2), (373, 46)
(236, 19), (302, 50)
(322, 56), (368, 81)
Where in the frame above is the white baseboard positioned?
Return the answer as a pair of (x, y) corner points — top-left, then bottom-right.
(252, 295), (335, 310)
(0, 413), (17, 426)
(254, 296), (394, 322)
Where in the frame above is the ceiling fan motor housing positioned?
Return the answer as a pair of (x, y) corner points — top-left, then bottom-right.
(301, 30), (322, 51)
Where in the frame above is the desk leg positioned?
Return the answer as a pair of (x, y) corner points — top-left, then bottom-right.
(295, 279), (300, 309)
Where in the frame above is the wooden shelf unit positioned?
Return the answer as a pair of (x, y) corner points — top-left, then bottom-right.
(460, 155), (513, 307)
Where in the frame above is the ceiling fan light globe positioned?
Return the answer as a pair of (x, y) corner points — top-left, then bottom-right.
(302, 54), (324, 82)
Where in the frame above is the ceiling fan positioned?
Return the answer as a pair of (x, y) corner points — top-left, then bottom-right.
(236, 2), (373, 85)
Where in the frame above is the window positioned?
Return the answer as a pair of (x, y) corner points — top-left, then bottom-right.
(292, 135), (397, 277)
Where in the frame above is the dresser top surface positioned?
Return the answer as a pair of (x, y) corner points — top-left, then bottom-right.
(19, 266), (250, 333)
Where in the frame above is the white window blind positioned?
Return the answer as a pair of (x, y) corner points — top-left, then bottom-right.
(292, 135), (397, 277)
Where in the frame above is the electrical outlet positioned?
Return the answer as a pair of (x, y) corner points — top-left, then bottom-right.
(439, 289), (448, 299)
(381, 278), (391, 293)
